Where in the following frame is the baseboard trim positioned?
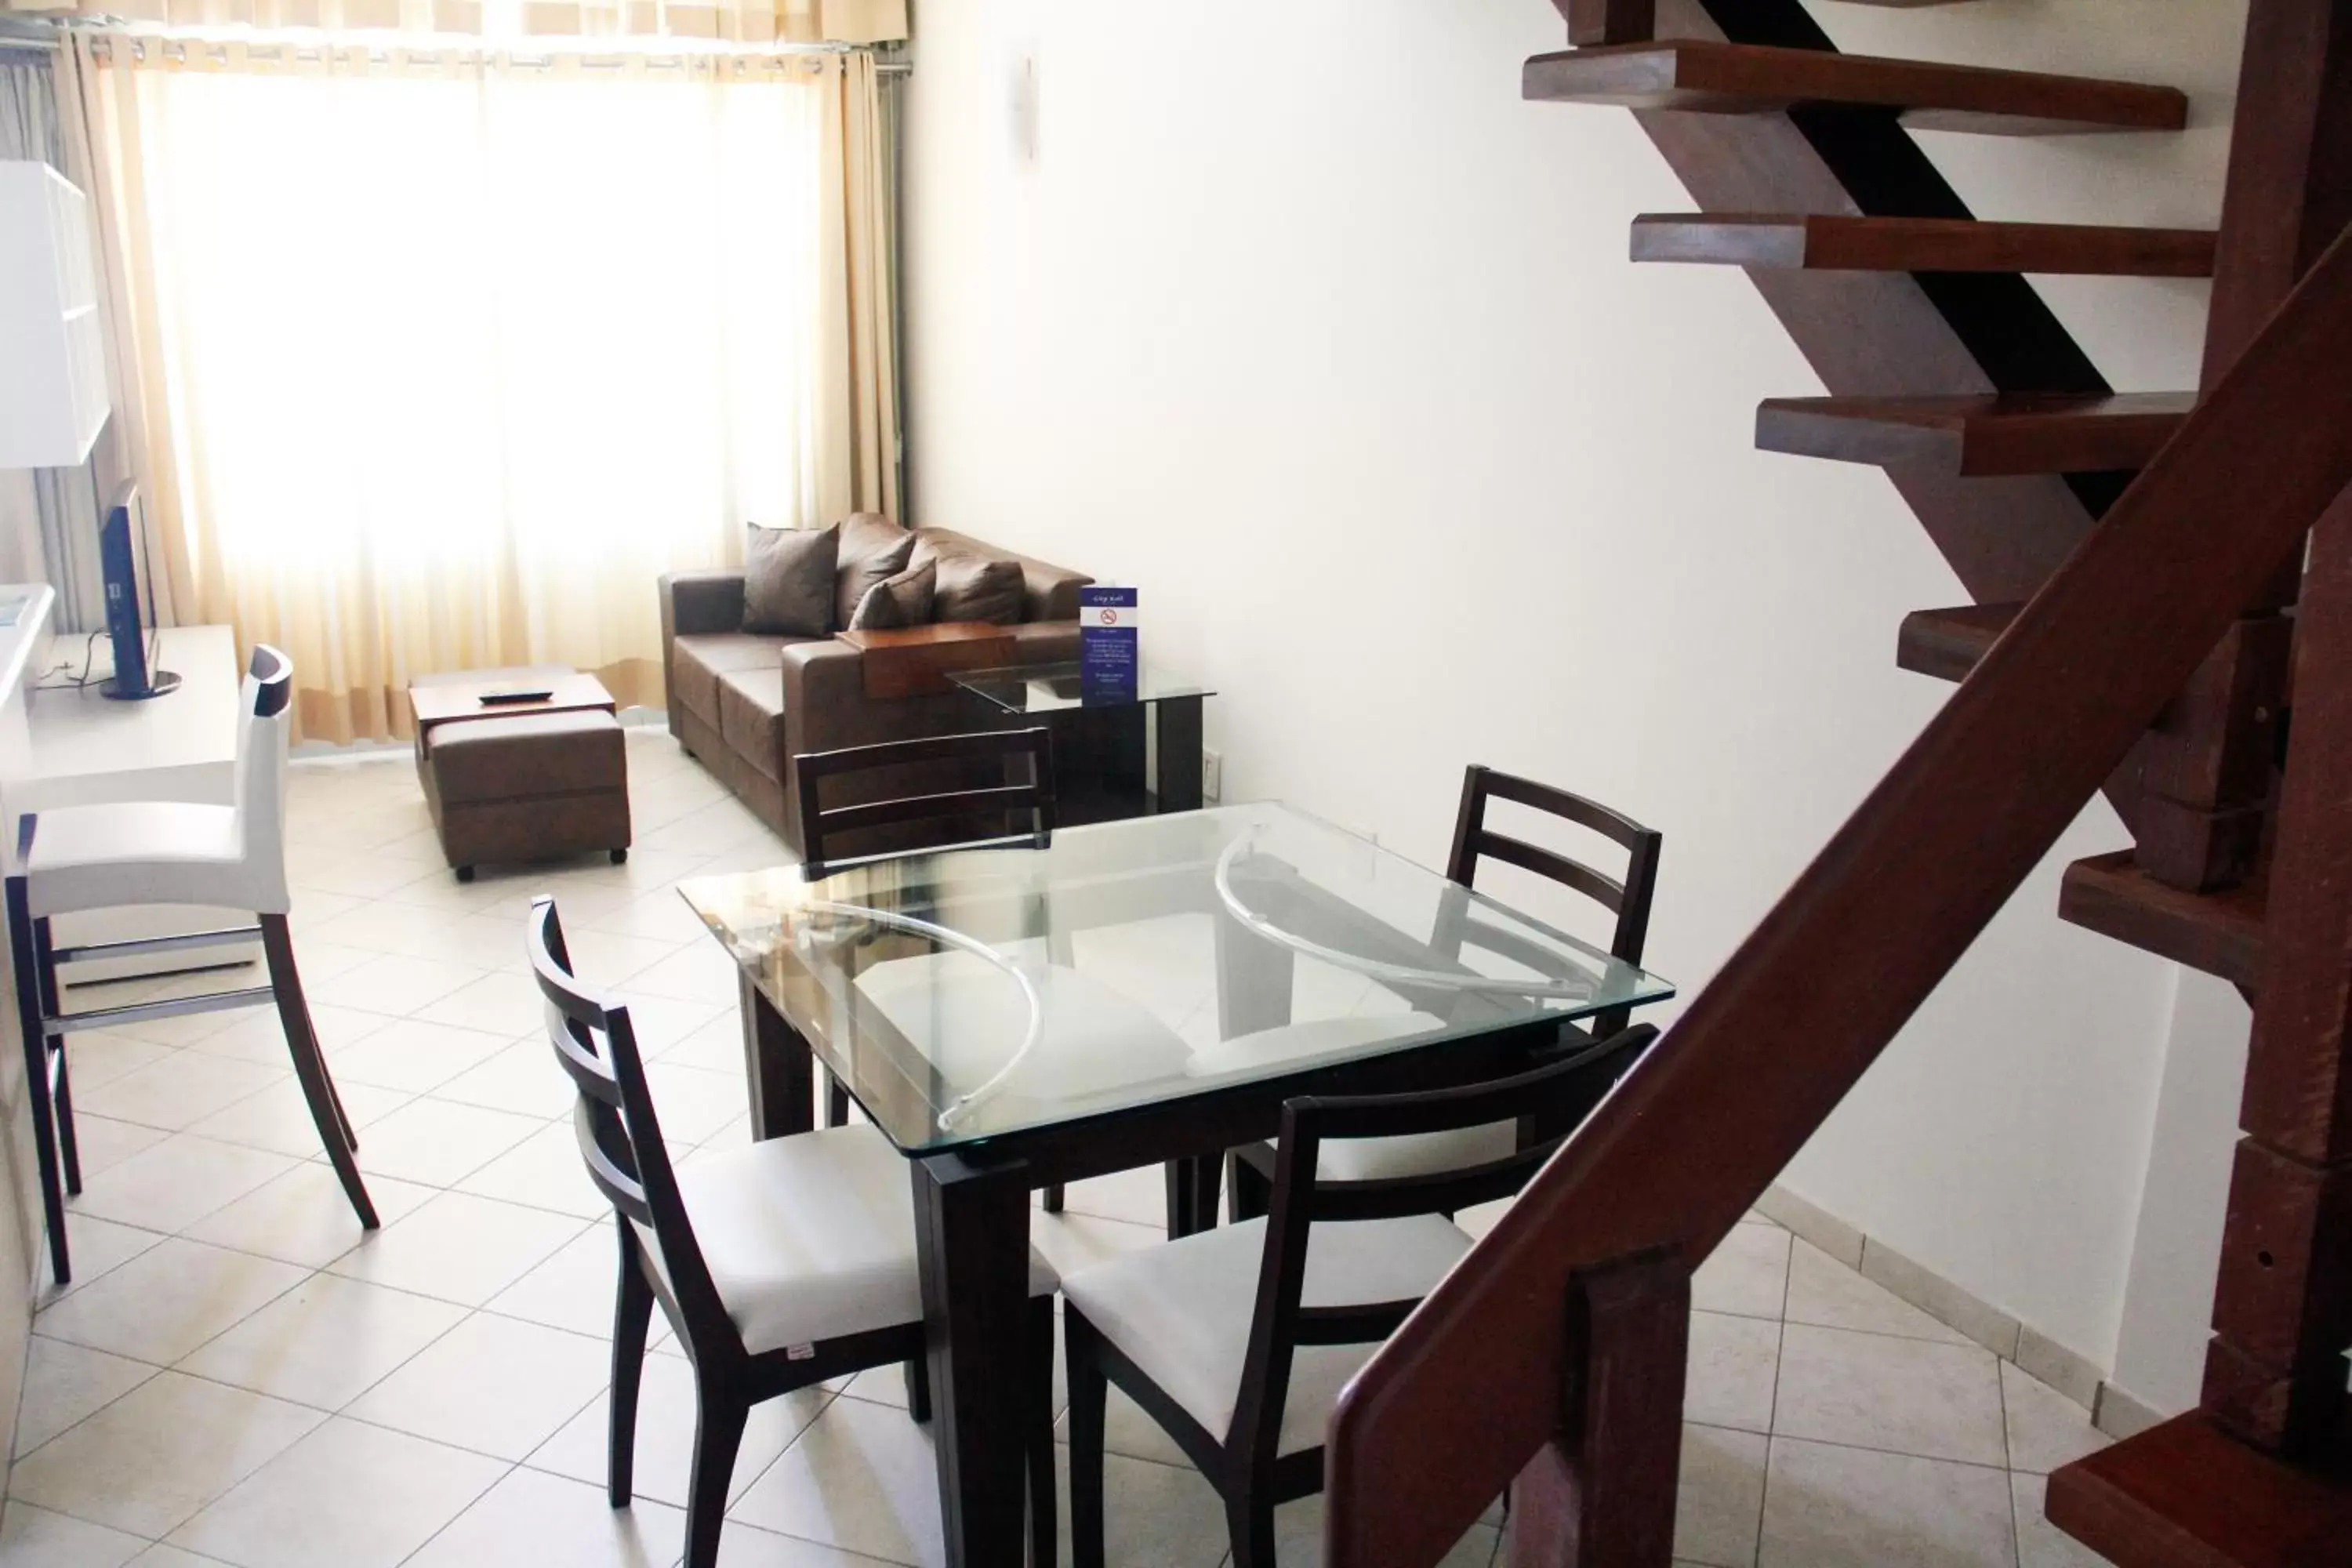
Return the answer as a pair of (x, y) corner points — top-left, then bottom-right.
(1760, 1182), (2165, 1429)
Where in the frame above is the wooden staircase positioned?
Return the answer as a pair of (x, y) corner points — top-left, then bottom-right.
(1630, 212), (2219, 275)
(1320, 3), (2352, 1566)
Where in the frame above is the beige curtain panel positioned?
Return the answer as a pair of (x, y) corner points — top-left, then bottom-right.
(56, 34), (898, 743)
(14, 0), (902, 43)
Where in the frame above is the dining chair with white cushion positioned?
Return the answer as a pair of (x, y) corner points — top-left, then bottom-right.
(1062, 1021), (1660, 1568)
(1225, 764), (1663, 1221)
(528, 894), (1062, 1568)
(5, 644), (374, 1284)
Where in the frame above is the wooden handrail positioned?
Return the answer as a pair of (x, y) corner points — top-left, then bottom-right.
(1323, 223), (2352, 1568)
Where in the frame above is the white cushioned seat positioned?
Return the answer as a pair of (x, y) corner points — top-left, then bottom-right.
(1059, 1212), (1471, 1455)
(24, 801), (260, 918)
(635, 1124), (1057, 1356)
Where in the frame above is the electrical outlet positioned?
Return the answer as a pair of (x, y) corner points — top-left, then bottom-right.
(1201, 748), (1222, 802)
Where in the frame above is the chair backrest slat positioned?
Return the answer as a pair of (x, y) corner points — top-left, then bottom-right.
(1293, 1301), (1419, 1346)
(794, 728), (1055, 879)
(573, 1099), (653, 1225)
(528, 896), (735, 1340)
(1445, 764), (1663, 1036)
(1225, 1022), (1661, 1469)
(1472, 831), (1625, 913)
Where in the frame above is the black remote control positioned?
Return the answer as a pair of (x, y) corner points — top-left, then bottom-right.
(478, 689), (554, 706)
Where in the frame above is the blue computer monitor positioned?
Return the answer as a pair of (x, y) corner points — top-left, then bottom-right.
(99, 484), (179, 701)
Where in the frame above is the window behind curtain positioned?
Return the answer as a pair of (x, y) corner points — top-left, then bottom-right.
(129, 58), (820, 662)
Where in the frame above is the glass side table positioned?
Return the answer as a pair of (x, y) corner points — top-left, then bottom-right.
(948, 660), (1215, 821)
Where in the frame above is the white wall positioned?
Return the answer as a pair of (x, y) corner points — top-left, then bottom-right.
(902, 0), (2243, 1369)
(2111, 972), (2250, 1413)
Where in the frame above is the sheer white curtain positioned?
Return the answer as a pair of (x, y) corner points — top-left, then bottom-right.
(68, 41), (889, 741)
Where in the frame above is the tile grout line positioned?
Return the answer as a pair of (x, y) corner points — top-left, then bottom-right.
(1997, 1361), (2025, 1568)
(1745, 1225), (1797, 1568)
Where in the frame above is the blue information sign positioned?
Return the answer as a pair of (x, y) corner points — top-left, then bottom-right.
(1078, 586), (1138, 702)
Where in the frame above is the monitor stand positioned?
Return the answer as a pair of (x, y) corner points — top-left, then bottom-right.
(101, 667), (182, 702)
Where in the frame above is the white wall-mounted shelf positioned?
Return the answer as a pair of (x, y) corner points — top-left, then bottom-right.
(0, 160), (110, 470)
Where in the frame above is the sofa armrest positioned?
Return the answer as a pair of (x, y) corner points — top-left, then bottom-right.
(779, 639), (873, 756)
(659, 571), (746, 738)
(660, 571), (746, 639)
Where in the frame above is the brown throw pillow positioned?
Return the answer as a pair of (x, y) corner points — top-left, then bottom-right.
(742, 522), (837, 636)
(916, 540), (1027, 625)
(835, 529), (915, 631)
(848, 558), (937, 631)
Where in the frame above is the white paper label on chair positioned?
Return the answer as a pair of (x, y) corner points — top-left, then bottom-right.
(788, 1343), (816, 1360)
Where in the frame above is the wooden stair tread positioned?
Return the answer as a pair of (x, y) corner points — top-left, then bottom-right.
(2045, 1414), (2352, 1568)
(1631, 213), (2217, 276)
(2059, 851), (2267, 988)
(1755, 391), (2195, 475)
(1896, 603), (2019, 683)
(1523, 42), (2190, 136)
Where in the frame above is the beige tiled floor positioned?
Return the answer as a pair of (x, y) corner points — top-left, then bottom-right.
(0, 730), (2118, 1567)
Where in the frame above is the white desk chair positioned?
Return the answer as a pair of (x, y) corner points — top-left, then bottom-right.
(5, 644), (376, 1284)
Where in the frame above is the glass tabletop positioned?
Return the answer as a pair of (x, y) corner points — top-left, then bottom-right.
(675, 802), (1674, 1152)
(947, 660), (1214, 714)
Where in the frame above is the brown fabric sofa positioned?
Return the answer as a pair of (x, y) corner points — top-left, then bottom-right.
(658, 526), (1091, 858)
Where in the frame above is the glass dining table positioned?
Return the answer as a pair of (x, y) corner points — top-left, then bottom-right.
(677, 802), (1674, 1568)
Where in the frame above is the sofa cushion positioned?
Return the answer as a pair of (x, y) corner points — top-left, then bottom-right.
(848, 557), (936, 632)
(673, 633), (793, 731)
(717, 665), (789, 781)
(836, 514), (915, 629)
(915, 527), (1094, 622)
(744, 523), (838, 636)
(914, 537), (1025, 625)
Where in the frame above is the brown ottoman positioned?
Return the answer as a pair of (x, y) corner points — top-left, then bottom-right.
(411, 667), (631, 881)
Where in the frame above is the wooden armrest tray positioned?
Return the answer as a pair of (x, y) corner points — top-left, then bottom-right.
(837, 622), (1018, 699)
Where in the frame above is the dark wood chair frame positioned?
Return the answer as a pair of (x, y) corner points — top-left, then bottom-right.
(1065, 1022), (1661, 1568)
(790, 725), (1221, 1229)
(793, 726), (1058, 885)
(529, 896), (1058, 1568)
(5, 647), (375, 1285)
(1226, 764), (1664, 1224)
(793, 725), (1057, 1127)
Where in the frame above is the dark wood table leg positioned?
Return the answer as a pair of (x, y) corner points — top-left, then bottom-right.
(1152, 695), (1204, 813)
(1163, 1153), (1222, 1237)
(913, 1151), (1034, 1568)
(739, 971), (813, 1142)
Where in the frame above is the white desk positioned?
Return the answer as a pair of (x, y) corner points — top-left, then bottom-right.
(0, 584), (56, 1468)
(23, 626), (251, 982)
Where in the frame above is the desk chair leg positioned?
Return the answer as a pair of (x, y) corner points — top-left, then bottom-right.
(7, 878), (68, 1285)
(259, 915), (379, 1230)
(1042, 1183), (1065, 1214)
(51, 1045), (80, 1196)
(33, 920), (78, 1193)
(824, 1073), (850, 1128)
(610, 1221), (655, 1507)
